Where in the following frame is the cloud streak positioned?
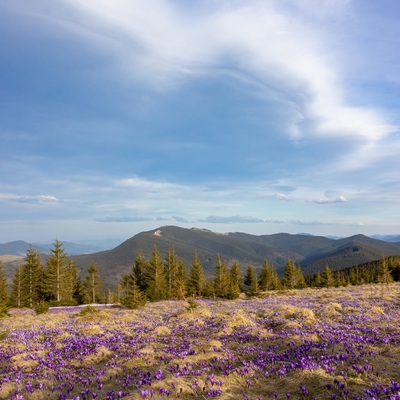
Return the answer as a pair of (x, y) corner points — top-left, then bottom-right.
(59, 0), (396, 146)
(1, 0), (399, 241)
(314, 196), (347, 204)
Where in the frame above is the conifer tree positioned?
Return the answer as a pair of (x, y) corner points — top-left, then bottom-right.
(227, 261), (242, 299)
(63, 258), (79, 304)
(120, 273), (131, 299)
(376, 257), (394, 284)
(295, 265), (307, 288)
(146, 246), (167, 301)
(173, 258), (187, 300)
(187, 252), (206, 297)
(10, 266), (23, 308)
(133, 251), (148, 292)
(21, 245), (44, 308)
(281, 259), (306, 289)
(230, 261), (243, 291)
(0, 261), (8, 316)
(213, 255), (230, 298)
(164, 247), (178, 299)
(258, 260), (280, 290)
(245, 264), (259, 296)
(44, 240), (69, 303)
(335, 272), (345, 287)
(82, 262), (103, 304)
(321, 265), (335, 288)
(122, 270), (147, 309)
(123, 279), (147, 309)
(314, 272), (322, 288)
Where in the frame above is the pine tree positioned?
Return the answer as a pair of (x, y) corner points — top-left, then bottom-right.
(376, 257), (394, 284)
(245, 264), (258, 296)
(164, 247), (178, 299)
(321, 265), (335, 288)
(213, 255), (230, 298)
(44, 240), (69, 303)
(0, 261), (8, 316)
(187, 252), (206, 297)
(82, 262), (103, 304)
(146, 246), (167, 301)
(258, 260), (280, 290)
(21, 245), (44, 308)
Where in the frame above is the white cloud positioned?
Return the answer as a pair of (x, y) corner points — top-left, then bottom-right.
(276, 193), (289, 201)
(0, 193), (59, 203)
(314, 195), (347, 204)
(51, 0), (396, 145)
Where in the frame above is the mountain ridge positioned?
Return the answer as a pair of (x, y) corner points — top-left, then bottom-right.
(2, 226), (400, 288)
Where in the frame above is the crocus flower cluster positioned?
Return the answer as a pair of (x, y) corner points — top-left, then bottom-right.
(0, 284), (399, 399)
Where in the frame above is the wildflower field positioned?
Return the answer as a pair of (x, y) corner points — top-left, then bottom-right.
(1, 284), (400, 399)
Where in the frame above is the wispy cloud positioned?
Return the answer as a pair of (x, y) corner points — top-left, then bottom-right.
(58, 0), (396, 145)
(199, 215), (279, 224)
(314, 195), (347, 204)
(95, 216), (153, 223)
(172, 216), (190, 223)
(276, 193), (290, 201)
(0, 193), (59, 204)
(1, 0), (399, 241)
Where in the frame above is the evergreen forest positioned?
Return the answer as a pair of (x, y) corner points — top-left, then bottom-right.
(1, 240), (400, 315)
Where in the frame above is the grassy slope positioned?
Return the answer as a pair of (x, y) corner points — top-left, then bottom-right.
(1, 283), (400, 399)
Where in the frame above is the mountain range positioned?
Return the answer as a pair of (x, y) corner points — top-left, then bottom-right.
(1, 226), (400, 288)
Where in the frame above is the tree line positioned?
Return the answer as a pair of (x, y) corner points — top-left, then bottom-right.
(0, 240), (399, 315)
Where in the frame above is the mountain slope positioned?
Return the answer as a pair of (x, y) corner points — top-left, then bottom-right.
(72, 226), (400, 288)
(3, 226), (400, 288)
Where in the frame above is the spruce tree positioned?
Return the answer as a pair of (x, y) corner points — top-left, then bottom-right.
(82, 262), (103, 304)
(0, 261), (8, 316)
(187, 252), (206, 297)
(295, 265), (307, 288)
(146, 246), (167, 301)
(228, 261), (243, 299)
(164, 247), (178, 299)
(282, 259), (306, 289)
(173, 258), (187, 300)
(10, 267), (23, 308)
(376, 257), (394, 284)
(321, 265), (335, 288)
(230, 261), (243, 291)
(122, 272), (147, 309)
(44, 240), (69, 303)
(120, 273), (131, 299)
(133, 251), (148, 292)
(213, 255), (230, 298)
(21, 245), (44, 308)
(63, 258), (79, 304)
(314, 272), (322, 288)
(245, 264), (258, 296)
(258, 260), (280, 290)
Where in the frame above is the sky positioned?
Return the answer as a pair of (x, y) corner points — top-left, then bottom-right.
(1, 0), (400, 243)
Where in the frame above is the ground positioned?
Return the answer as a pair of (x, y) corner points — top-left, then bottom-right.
(1, 284), (400, 399)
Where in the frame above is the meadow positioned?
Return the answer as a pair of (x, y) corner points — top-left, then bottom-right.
(0, 284), (400, 399)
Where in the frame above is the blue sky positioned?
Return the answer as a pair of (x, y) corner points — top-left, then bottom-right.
(1, 0), (400, 243)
